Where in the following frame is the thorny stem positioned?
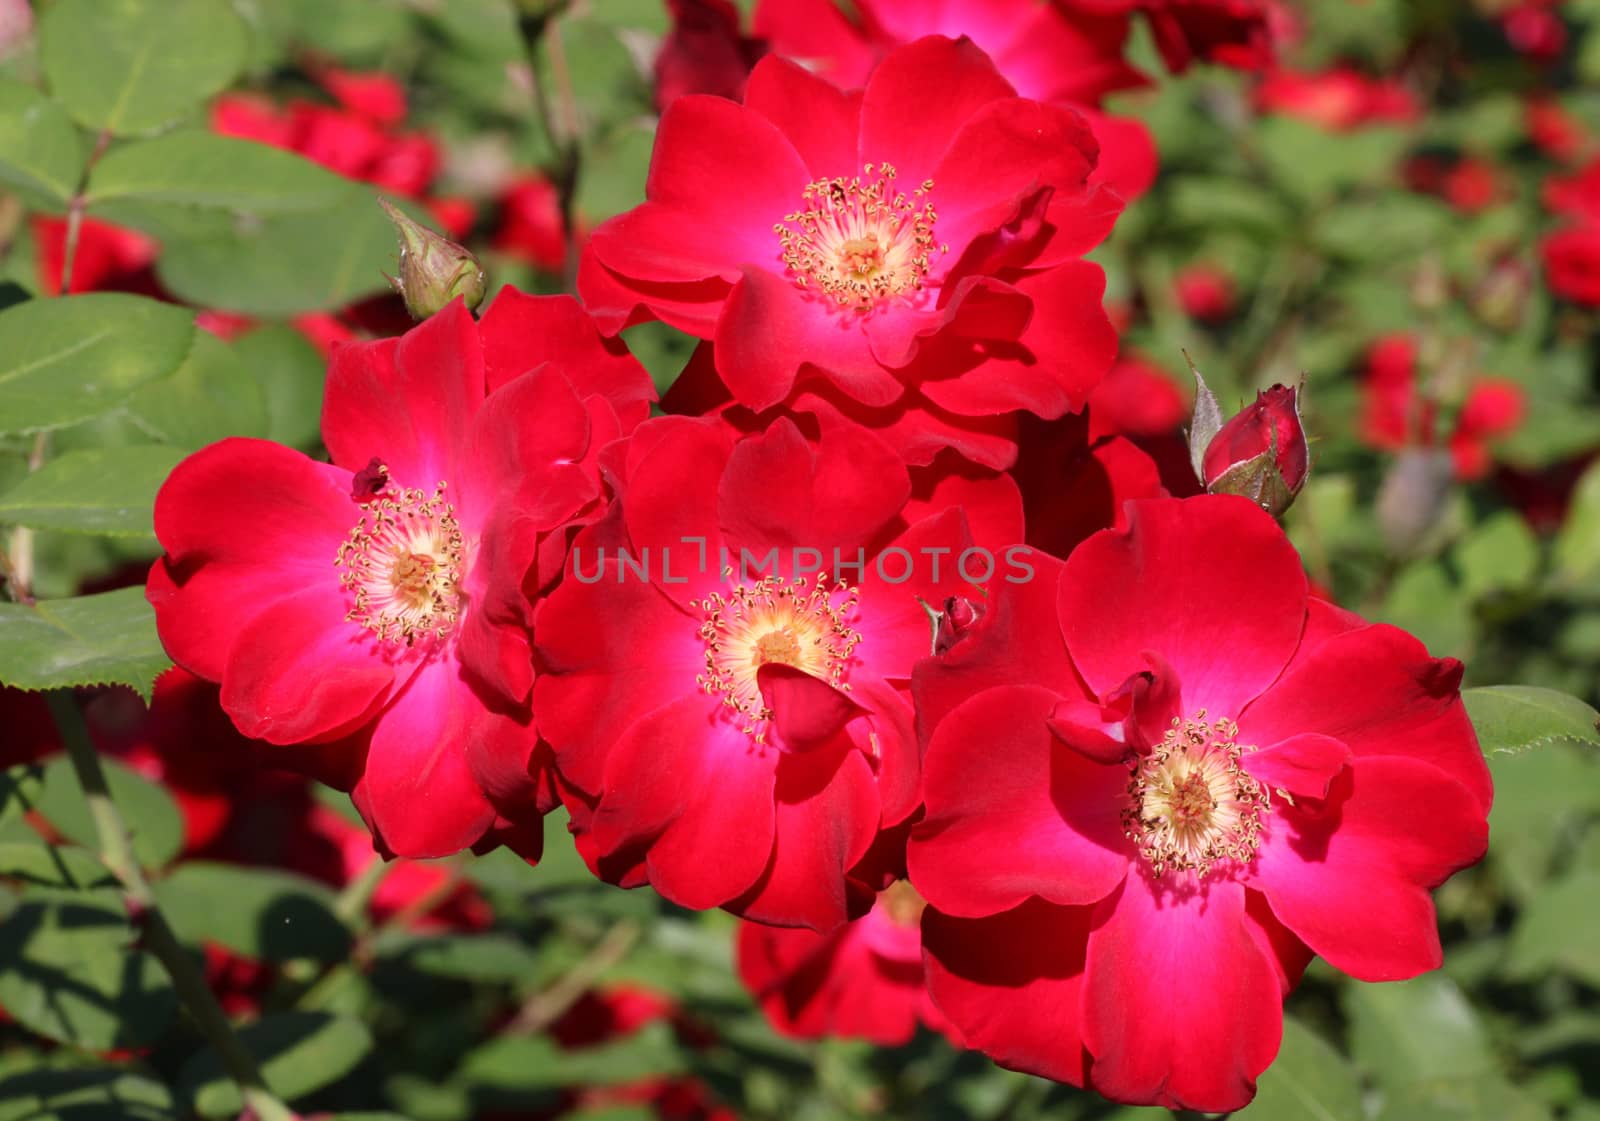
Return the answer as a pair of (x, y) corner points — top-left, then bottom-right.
(45, 693), (298, 1121)
(505, 918), (642, 1035)
(4, 130), (116, 604)
(514, 2), (583, 292)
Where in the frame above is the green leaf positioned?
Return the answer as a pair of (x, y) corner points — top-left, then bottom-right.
(0, 889), (177, 1051)
(1235, 1017), (1363, 1121)
(0, 840), (117, 892)
(1374, 561), (1471, 661)
(1344, 974), (1494, 1092)
(0, 80), (86, 208)
(86, 132), (362, 213)
(1554, 460), (1600, 587)
(120, 331), (269, 449)
(231, 325), (327, 450)
(0, 588), (170, 702)
(1507, 870), (1600, 986)
(1314, 195), (1455, 262)
(1463, 686), (1600, 756)
(462, 1021), (686, 1094)
(155, 191), (398, 316)
(381, 931), (541, 981)
(1373, 1075), (1552, 1121)
(157, 862), (352, 963)
(1486, 740), (1600, 900)
(38, 0), (248, 135)
(0, 446), (185, 536)
(0, 764), (43, 828)
(1454, 511), (1539, 601)
(1256, 117), (1407, 202)
(0, 1066), (176, 1121)
(180, 1012), (374, 1117)
(33, 754), (183, 871)
(0, 294), (196, 436)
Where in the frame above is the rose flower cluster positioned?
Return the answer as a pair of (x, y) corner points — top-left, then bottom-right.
(146, 19), (1491, 1116)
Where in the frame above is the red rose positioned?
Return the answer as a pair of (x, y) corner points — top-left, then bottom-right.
(1359, 334), (1525, 480)
(1544, 226), (1600, 306)
(1255, 66), (1418, 131)
(147, 294), (653, 858)
(535, 415), (1023, 930)
(908, 495), (1491, 1113)
(1174, 262), (1236, 323)
(1141, 0), (1275, 74)
(578, 37), (1121, 470)
(737, 881), (955, 1045)
(654, 0), (766, 112)
(752, 0), (1158, 201)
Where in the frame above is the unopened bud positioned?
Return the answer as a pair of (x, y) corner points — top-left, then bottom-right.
(1411, 252), (1449, 312)
(933, 595), (985, 656)
(380, 199), (485, 320)
(1470, 256), (1532, 333)
(1197, 383), (1310, 518)
(1376, 448), (1456, 557)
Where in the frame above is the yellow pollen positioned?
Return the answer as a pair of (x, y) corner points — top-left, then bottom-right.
(334, 482), (464, 647)
(774, 162), (945, 311)
(1121, 710), (1268, 878)
(880, 879), (926, 928)
(693, 568), (861, 741)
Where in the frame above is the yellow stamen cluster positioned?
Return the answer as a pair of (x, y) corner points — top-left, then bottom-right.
(335, 482), (464, 646)
(693, 569), (861, 740)
(1121, 711), (1267, 878)
(775, 162), (944, 311)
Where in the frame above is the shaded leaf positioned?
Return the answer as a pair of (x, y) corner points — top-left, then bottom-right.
(157, 862), (351, 963)
(179, 1012), (374, 1117)
(0, 765), (43, 828)
(0, 890), (177, 1051)
(0, 1066), (176, 1121)
(0, 840), (117, 892)
(33, 755), (183, 871)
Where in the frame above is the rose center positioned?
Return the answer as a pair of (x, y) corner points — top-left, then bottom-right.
(1121, 710), (1267, 878)
(694, 570), (861, 740)
(335, 481), (464, 647)
(774, 162), (945, 312)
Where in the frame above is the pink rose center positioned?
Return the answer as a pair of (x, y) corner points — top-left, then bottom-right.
(335, 481), (465, 647)
(775, 162), (944, 312)
(1121, 711), (1268, 878)
(693, 570), (861, 741)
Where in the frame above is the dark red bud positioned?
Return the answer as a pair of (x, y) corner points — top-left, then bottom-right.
(1200, 384), (1309, 515)
(933, 595), (985, 656)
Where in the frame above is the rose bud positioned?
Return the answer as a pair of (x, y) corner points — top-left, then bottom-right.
(379, 199), (486, 320)
(933, 595), (985, 656)
(1197, 384), (1310, 517)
